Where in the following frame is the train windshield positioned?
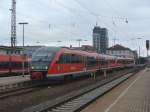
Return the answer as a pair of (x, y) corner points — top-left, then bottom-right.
(31, 47), (60, 70)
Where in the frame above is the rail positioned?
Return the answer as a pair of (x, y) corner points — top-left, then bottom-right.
(0, 80), (37, 94)
(22, 66), (143, 112)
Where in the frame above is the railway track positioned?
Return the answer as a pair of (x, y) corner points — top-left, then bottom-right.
(0, 79), (66, 100)
(0, 68), (133, 100)
(22, 67), (142, 112)
(0, 85), (45, 100)
(0, 67), (126, 98)
(0, 81), (43, 99)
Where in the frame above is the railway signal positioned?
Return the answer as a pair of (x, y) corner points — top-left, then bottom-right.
(146, 40), (149, 57)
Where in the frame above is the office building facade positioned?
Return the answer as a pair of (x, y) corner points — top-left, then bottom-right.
(93, 26), (108, 54)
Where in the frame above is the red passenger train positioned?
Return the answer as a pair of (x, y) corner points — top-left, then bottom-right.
(0, 54), (30, 77)
(31, 47), (135, 80)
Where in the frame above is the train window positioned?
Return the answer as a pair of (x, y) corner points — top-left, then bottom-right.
(57, 54), (71, 64)
(65, 54), (71, 63)
(57, 54), (64, 64)
(99, 59), (108, 66)
(0, 61), (29, 69)
(77, 55), (82, 63)
(0, 62), (9, 68)
(9, 62), (29, 68)
(87, 56), (97, 67)
(70, 54), (82, 63)
(57, 53), (82, 64)
(24, 62), (29, 67)
(11, 62), (22, 68)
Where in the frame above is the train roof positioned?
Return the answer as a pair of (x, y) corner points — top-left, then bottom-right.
(33, 46), (60, 54)
(34, 46), (134, 60)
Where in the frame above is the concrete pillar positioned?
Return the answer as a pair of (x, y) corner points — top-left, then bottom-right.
(104, 69), (107, 78)
(91, 72), (96, 80)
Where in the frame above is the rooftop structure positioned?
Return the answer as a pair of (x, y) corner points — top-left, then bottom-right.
(106, 44), (137, 59)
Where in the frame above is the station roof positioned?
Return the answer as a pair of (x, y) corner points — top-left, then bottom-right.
(107, 44), (132, 51)
(0, 46), (23, 50)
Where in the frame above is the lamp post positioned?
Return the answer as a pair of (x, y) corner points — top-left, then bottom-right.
(137, 37), (142, 64)
(57, 41), (62, 47)
(18, 22), (28, 47)
(18, 22), (28, 77)
(76, 39), (82, 47)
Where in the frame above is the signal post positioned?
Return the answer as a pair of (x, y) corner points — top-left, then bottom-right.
(146, 40), (149, 57)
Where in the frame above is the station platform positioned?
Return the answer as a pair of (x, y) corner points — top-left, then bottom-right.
(0, 75), (30, 85)
(82, 68), (150, 112)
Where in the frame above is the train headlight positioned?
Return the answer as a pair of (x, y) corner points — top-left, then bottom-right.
(45, 66), (48, 69)
(31, 66), (34, 69)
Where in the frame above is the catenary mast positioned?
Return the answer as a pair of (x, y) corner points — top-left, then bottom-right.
(10, 0), (17, 47)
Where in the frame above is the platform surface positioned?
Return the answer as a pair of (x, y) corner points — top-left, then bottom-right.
(105, 68), (150, 112)
(0, 75), (30, 85)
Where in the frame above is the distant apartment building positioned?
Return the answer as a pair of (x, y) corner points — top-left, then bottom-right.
(93, 26), (108, 54)
(106, 44), (137, 59)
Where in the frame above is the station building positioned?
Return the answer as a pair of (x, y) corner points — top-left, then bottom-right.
(106, 44), (138, 59)
(0, 45), (43, 56)
(0, 46), (23, 55)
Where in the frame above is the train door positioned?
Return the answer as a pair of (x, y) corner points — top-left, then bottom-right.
(83, 56), (87, 72)
(61, 53), (72, 73)
(9, 55), (12, 73)
(99, 58), (101, 69)
(56, 54), (64, 73)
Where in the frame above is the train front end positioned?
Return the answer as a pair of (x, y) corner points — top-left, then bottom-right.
(30, 47), (59, 80)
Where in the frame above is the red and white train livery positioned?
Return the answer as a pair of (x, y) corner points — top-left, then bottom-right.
(31, 47), (135, 80)
(0, 54), (30, 76)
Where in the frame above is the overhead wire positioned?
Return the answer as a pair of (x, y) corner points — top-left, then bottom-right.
(103, 0), (137, 47)
(49, 0), (93, 42)
(18, 0), (134, 48)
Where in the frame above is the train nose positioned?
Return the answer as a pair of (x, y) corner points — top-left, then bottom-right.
(31, 72), (45, 80)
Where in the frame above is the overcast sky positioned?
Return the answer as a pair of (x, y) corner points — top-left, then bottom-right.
(0, 0), (150, 56)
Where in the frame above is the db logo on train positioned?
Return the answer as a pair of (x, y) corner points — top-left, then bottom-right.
(70, 66), (76, 70)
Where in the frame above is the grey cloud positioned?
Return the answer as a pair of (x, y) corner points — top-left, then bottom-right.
(0, 0), (150, 56)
